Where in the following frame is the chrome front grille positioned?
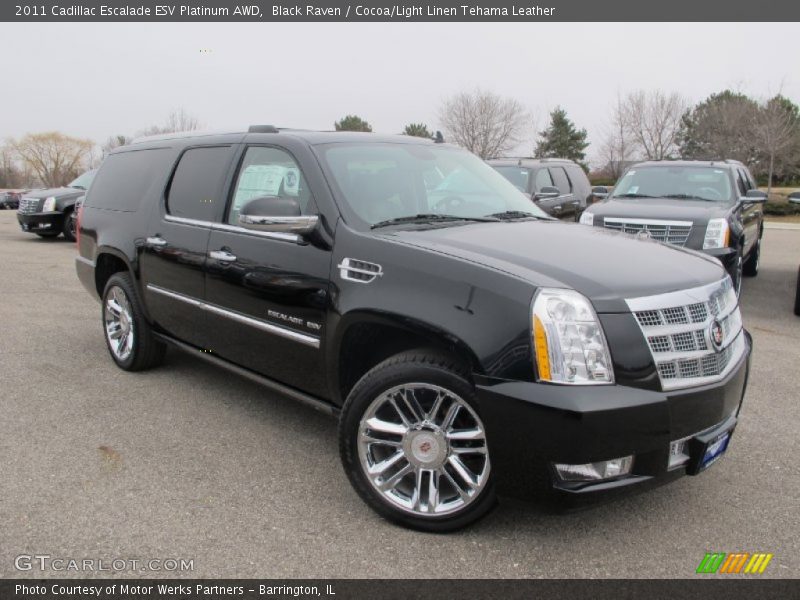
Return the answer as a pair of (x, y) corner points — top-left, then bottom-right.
(603, 218), (693, 246)
(627, 277), (746, 391)
(18, 197), (41, 214)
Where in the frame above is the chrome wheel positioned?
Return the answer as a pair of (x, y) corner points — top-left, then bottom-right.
(357, 383), (490, 517)
(104, 286), (134, 361)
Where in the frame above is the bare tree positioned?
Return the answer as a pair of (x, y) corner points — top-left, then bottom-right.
(751, 96), (799, 196)
(138, 108), (202, 137)
(9, 132), (94, 187)
(439, 89), (528, 159)
(599, 94), (637, 179)
(620, 90), (689, 160)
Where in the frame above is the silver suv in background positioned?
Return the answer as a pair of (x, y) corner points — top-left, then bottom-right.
(488, 157), (603, 220)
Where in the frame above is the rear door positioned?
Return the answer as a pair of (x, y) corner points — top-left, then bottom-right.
(203, 144), (332, 397)
(139, 145), (237, 349)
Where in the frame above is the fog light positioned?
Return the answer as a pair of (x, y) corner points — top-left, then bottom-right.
(554, 456), (634, 482)
(669, 437), (691, 470)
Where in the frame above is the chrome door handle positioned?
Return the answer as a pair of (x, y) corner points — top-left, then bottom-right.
(209, 250), (237, 262)
(146, 236), (167, 247)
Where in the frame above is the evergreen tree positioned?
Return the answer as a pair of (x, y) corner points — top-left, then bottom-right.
(334, 115), (372, 132)
(534, 107), (589, 169)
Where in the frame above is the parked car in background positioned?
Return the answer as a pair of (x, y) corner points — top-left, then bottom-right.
(1, 191), (22, 210)
(579, 160), (765, 295)
(17, 169), (96, 241)
(488, 158), (602, 220)
(76, 128), (751, 531)
(788, 191), (800, 205)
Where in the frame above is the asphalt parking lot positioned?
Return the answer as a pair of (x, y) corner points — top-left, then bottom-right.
(0, 210), (798, 579)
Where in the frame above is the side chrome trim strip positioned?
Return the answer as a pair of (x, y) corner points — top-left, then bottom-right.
(164, 214), (301, 243)
(146, 284), (320, 349)
(153, 332), (337, 417)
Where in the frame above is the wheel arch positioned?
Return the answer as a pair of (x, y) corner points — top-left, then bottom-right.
(329, 310), (482, 406)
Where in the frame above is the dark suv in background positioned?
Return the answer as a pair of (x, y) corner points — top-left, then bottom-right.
(579, 160), (766, 294)
(17, 169), (96, 241)
(76, 129), (751, 531)
(488, 157), (598, 220)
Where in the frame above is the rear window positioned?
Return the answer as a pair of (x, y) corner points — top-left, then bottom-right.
(85, 149), (170, 212)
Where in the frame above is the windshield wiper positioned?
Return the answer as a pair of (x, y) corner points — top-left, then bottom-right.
(657, 194), (716, 201)
(71, 185), (86, 190)
(613, 193), (655, 198)
(370, 213), (499, 229)
(484, 210), (542, 221)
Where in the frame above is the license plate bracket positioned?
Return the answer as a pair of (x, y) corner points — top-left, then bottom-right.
(686, 416), (736, 475)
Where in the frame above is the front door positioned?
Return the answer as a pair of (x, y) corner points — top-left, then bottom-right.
(203, 145), (331, 397)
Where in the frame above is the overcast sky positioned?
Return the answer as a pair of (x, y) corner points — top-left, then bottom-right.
(2, 22), (797, 166)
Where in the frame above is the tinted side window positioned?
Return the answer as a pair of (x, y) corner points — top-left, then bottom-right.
(550, 167), (572, 194)
(227, 146), (315, 225)
(735, 170), (748, 195)
(534, 168), (554, 191)
(167, 146), (234, 221)
(85, 148), (170, 212)
(566, 165), (589, 196)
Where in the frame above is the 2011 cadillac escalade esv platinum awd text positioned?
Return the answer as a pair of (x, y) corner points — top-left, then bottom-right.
(76, 128), (752, 531)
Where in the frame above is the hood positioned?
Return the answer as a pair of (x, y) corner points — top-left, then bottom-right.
(22, 187), (83, 200)
(379, 220), (725, 312)
(588, 197), (732, 223)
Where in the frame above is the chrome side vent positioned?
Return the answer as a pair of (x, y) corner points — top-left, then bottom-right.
(338, 258), (383, 284)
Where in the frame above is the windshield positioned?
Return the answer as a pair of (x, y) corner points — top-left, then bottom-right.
(317, 143), (548, 228)
(68, 169), (97, 190)
(612, 166), (734, 202)
(492, 166), (530, 192)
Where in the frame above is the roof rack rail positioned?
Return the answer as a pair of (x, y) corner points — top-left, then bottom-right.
(248, 125), (280, 133)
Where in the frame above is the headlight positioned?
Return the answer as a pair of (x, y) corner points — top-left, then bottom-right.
(578, 211), (594, 226)
(703, 218), (730, 249)
(532, 288), (614, 384)
(42, 196), (57, 212)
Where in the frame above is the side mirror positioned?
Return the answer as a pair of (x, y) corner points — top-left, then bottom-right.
(591, 186), (610, 200)
(741, 189), (768, 203)
(534, 186), (560, 201)
(238, 196), (319, 235)
(788, 191), (800, 205)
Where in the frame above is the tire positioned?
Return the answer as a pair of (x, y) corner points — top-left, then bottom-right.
(743, 235), (761, 277)
(794, 266), (800, 317)
(339, 351), (497, 532)
(101, 272), (166, 371)
(62, 209), (77, 242)
(34, 231), (60, 238)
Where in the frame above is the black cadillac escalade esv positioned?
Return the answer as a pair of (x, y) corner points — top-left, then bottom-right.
(76, 128), (752, 531)
(579, 160), (766, 295)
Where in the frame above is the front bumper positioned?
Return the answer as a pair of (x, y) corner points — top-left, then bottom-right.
(17, 211), (63, 233)
(476, 330), (751, 507)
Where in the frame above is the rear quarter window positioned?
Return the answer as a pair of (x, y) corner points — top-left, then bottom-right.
(85, 148), (171, 212)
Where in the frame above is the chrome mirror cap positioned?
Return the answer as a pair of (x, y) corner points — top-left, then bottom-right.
(238, 214), (319, 235)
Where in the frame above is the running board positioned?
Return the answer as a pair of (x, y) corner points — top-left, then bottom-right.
(153, 333), (339, 418)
